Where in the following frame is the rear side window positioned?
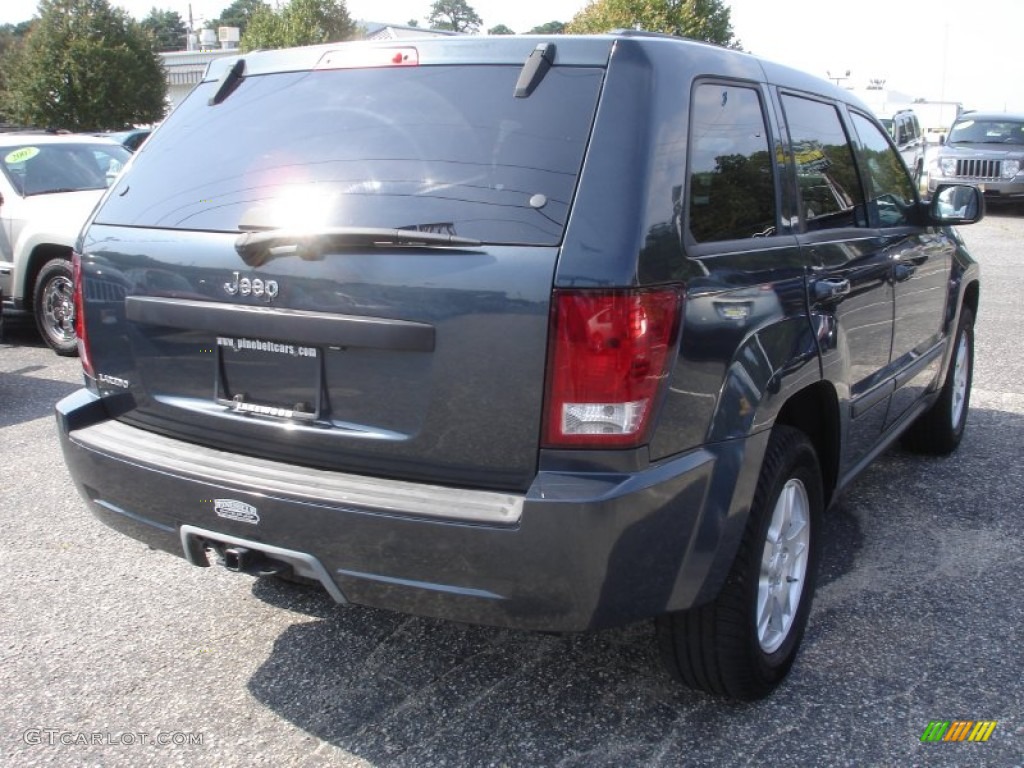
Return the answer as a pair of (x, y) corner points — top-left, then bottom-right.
(850, 112), (916, 227)
(95, 65), (604, 245)
(687, 83), (777, 243)
(781, 94), (865, 231)
(895, 118), (909, 145)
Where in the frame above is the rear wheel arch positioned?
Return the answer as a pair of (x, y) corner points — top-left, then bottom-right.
(773, 382), (840, 509)
(23, 243), (73, 303)
(961, 279), (979, 321)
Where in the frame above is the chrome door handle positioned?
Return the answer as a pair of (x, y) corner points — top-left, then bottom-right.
(811, 278), (851, 303)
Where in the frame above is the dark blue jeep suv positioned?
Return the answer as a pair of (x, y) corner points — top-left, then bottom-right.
(57, 32), (982, 699)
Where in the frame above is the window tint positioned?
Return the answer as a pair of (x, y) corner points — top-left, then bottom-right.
(94, 66), (603, 245)
(851, 112), (916, 227)
(687, 83), (776, 243)
(781, 95), (865, 231)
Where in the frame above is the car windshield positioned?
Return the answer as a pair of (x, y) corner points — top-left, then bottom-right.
(93, 65), (604, 245)
(0, 142), (131, 196)
(947, 118), (1024, 145)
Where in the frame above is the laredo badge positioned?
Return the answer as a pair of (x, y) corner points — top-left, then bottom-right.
(213, 499), (260, 525)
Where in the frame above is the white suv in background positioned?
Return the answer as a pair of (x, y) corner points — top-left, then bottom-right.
(0, 133), (130, 354)
(880, 109), (925, 183)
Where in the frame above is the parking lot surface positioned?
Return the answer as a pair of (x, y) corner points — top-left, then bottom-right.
(2, 214), (1022, 767)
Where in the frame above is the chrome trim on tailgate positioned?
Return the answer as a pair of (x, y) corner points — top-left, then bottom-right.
(126, 296), (436, 352)
(71, 420), (524, 524)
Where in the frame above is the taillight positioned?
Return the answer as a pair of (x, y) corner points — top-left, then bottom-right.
(543, 288), (682, 448)
(72, 250), (94, 378)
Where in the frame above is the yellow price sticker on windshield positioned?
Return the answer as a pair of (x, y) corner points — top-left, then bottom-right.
(4, 146), (40, 164)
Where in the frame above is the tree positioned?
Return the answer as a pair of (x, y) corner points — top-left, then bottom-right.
(527, 21), (566, 34)
(406, 19), (419, 27)
(141, 7), (188, 52)
(242, 0), (355, 51)
(208, 0), (270, 37)
(0, 22), (34, 121)
(566, 0), (738, 47)
(2, 0), (167, 131)
(428, 0), (482, 33)
(488, 24), (514, 35)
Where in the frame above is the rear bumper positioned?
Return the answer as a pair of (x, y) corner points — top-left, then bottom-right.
(56, 389), (766, 631)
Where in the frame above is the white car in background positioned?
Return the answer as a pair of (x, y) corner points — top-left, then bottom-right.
(0, 133), (130, 354)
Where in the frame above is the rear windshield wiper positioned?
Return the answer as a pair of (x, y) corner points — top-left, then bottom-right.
(235, 227), (482, 266)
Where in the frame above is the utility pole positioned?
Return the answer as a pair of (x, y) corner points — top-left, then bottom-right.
(827, 69), (851, 88)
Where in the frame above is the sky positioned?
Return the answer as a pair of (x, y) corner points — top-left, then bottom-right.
(2, 0), (1022, 113)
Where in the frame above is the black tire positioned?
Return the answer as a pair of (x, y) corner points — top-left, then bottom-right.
(656, 426), (824, 700)
(33, 257), (78, 356)
(900, 307), (974, 455)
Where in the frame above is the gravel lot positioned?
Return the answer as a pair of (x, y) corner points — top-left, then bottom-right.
(2, 213), (1022, 767)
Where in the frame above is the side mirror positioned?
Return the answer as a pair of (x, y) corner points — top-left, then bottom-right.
(929, 184), (984, 225)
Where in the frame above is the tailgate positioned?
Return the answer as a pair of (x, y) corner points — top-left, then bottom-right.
(81, 226), (557, 491)
(80, 47), (607, 492)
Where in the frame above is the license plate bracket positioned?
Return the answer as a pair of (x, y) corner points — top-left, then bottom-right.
(214, 336), (322, 422)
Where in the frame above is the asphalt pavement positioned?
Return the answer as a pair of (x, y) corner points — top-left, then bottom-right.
(1, 213), (1022, 767)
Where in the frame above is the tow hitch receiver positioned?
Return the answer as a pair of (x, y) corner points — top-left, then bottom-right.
(179, 524), (348, 604)
(221, 545), (288, 577)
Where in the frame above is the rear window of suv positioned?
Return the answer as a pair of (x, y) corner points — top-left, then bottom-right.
(95, 65), (605, 245)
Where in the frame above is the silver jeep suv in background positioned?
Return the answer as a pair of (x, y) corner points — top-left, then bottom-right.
(927, 111), (1024, 205)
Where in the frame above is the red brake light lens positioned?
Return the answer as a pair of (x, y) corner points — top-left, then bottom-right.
(543, 288), (682, 448)
(72, 250), (94, 378)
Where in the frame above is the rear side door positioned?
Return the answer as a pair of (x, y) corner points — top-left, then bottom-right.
(779, 92), (895, 476)
(847, 110), (953, 428)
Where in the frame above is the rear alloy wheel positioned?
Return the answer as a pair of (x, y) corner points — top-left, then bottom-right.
(900, 307), (974, 455)
(33, 258), (78, 356)
(657, 426), (823, 699)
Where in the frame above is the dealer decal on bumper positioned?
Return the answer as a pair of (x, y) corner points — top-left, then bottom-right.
(213, 499), (260, 525)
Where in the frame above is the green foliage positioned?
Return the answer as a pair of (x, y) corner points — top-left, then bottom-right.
(0, 23), (34, 120)
(141, 7), (188, 52)
(488, 24), (514, 35)
(241, 0), (355, 51)
(527, 21), (566, 34)
(566, 0), (739, 47)
(208, 0), (270, 37)
(428, 0), (482, 33)
(1, 0), (167, 131)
